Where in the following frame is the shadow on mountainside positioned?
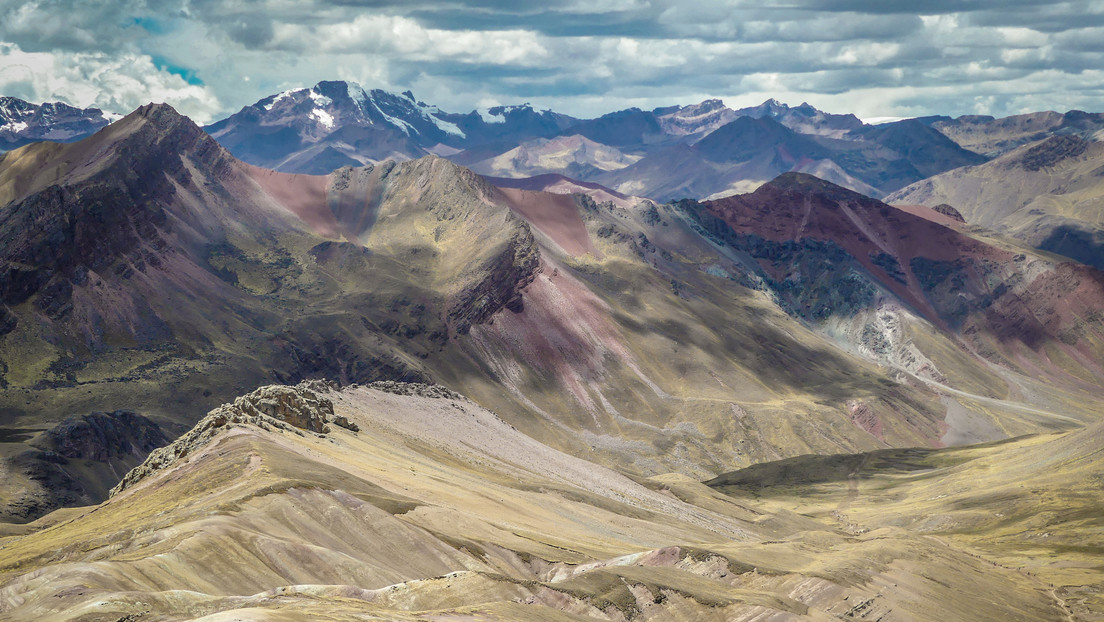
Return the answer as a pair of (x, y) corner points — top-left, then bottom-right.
(1037, 224), (1104, 271)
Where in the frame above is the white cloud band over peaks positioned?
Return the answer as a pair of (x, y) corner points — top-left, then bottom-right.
(1, 0), (1102, 122)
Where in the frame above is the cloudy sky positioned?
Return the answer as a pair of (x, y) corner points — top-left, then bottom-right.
(2, 0), (1103, 124)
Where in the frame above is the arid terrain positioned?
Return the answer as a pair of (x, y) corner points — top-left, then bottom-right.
(1, 94), (1103, 621)
(3, 381), (1098, 621)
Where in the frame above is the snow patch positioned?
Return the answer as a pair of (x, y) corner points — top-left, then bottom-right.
(345, 82), (370, 112)
(1, 121), (28, 133)
(371, 101), (414, 136)
(264, 89), (302, 111)
(862, 116), (910, 125)
(311, 108), (335, 129)
(308, 90), (333, 108)
(425, 112), (465, 137)
(477, 108), (506, 124)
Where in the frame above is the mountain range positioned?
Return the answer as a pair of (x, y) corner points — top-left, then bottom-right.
(889, 134), (1104, 270)
(1, 83), (988, 201)
(0, 97), (120, 151)
(202, 81), (987, 202)
(1, 93), (1103, 620)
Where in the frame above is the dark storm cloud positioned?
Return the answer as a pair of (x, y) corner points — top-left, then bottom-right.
(1, 0), (1102, 123)
(962, 2), (1104, 31)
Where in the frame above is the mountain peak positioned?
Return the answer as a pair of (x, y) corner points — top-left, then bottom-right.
(654, 98), (738, 138)
(759, 171), (865, 201)
(0, 96), (120, 151)
(133, 101), (184, 120)
(118, 102), (207, 141)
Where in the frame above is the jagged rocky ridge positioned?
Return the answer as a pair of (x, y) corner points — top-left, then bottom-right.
(111, 381), (352, 495)
(0, 97), (118, 151)
(202, 81), (986, 201)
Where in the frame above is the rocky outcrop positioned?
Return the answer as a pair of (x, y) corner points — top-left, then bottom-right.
(1019, 135), (1088, 171)
(30, 411), (168, 461)
(233, 382), (336, 433)
(446, 223), (540, 335)
(111, 381), (344, 496)
(1, 411), (168, 522)
(932, 204), (965, 222)
(363, 380), (464, 399)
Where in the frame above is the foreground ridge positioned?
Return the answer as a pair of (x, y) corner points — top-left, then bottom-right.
(111, 381), (356, 495)
(2, 381), (1091, 620)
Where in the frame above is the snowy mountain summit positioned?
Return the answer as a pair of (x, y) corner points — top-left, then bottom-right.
(0, 97), (120, 151)
(204, 80), (577, 173)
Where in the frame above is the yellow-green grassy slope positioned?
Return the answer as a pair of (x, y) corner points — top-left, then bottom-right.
(709, 422), (1104, 620)
(0, 384), (1067, 621)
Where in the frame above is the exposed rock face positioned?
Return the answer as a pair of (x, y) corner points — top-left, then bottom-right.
(1, 411), (168, 522)
(446, 224), (540, 335)
(232, 383), (335, 433)
(932, 204), (965, 222)
(363, 380), (464, 399)
(0, 103), (234, 314)
(690, 173), (1104, 385)
(30, 410), (169, 461)
(111, 381), (342, 496)
(1019, 135), (1088, 171)
(734, 98), (864, 136)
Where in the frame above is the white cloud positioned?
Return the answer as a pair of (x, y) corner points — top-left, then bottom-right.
(271, 15), (550, 65)
(0, 43), (222, 123)
(0, 1), (1102, 123)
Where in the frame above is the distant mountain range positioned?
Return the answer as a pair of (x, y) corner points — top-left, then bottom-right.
(0, 85), (995, 201)
(917, 109), (1104, 157)
(0, 97), (120, 151)
(10, 84), (1104, 203)
(203, 82), (985, 201)
(203, 80), (579, 174)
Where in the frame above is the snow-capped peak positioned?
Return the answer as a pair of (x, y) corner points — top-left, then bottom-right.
(262, 89), (303, 111)
(0, 96), (119, 149)
(344, 81), (371, 112)
(307, 89), (333, 108)
(477, 108), (507, 124)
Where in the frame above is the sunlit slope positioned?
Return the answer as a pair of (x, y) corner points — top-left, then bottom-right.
(0, 383), (1066, 621)
(889, 136), (1104, 270)
(710, 423), (1104, 619)
(0, 104), (952, 491)
(0, 105), (537, 434)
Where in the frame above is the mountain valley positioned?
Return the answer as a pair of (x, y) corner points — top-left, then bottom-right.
(1, 92), (1103, 621)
